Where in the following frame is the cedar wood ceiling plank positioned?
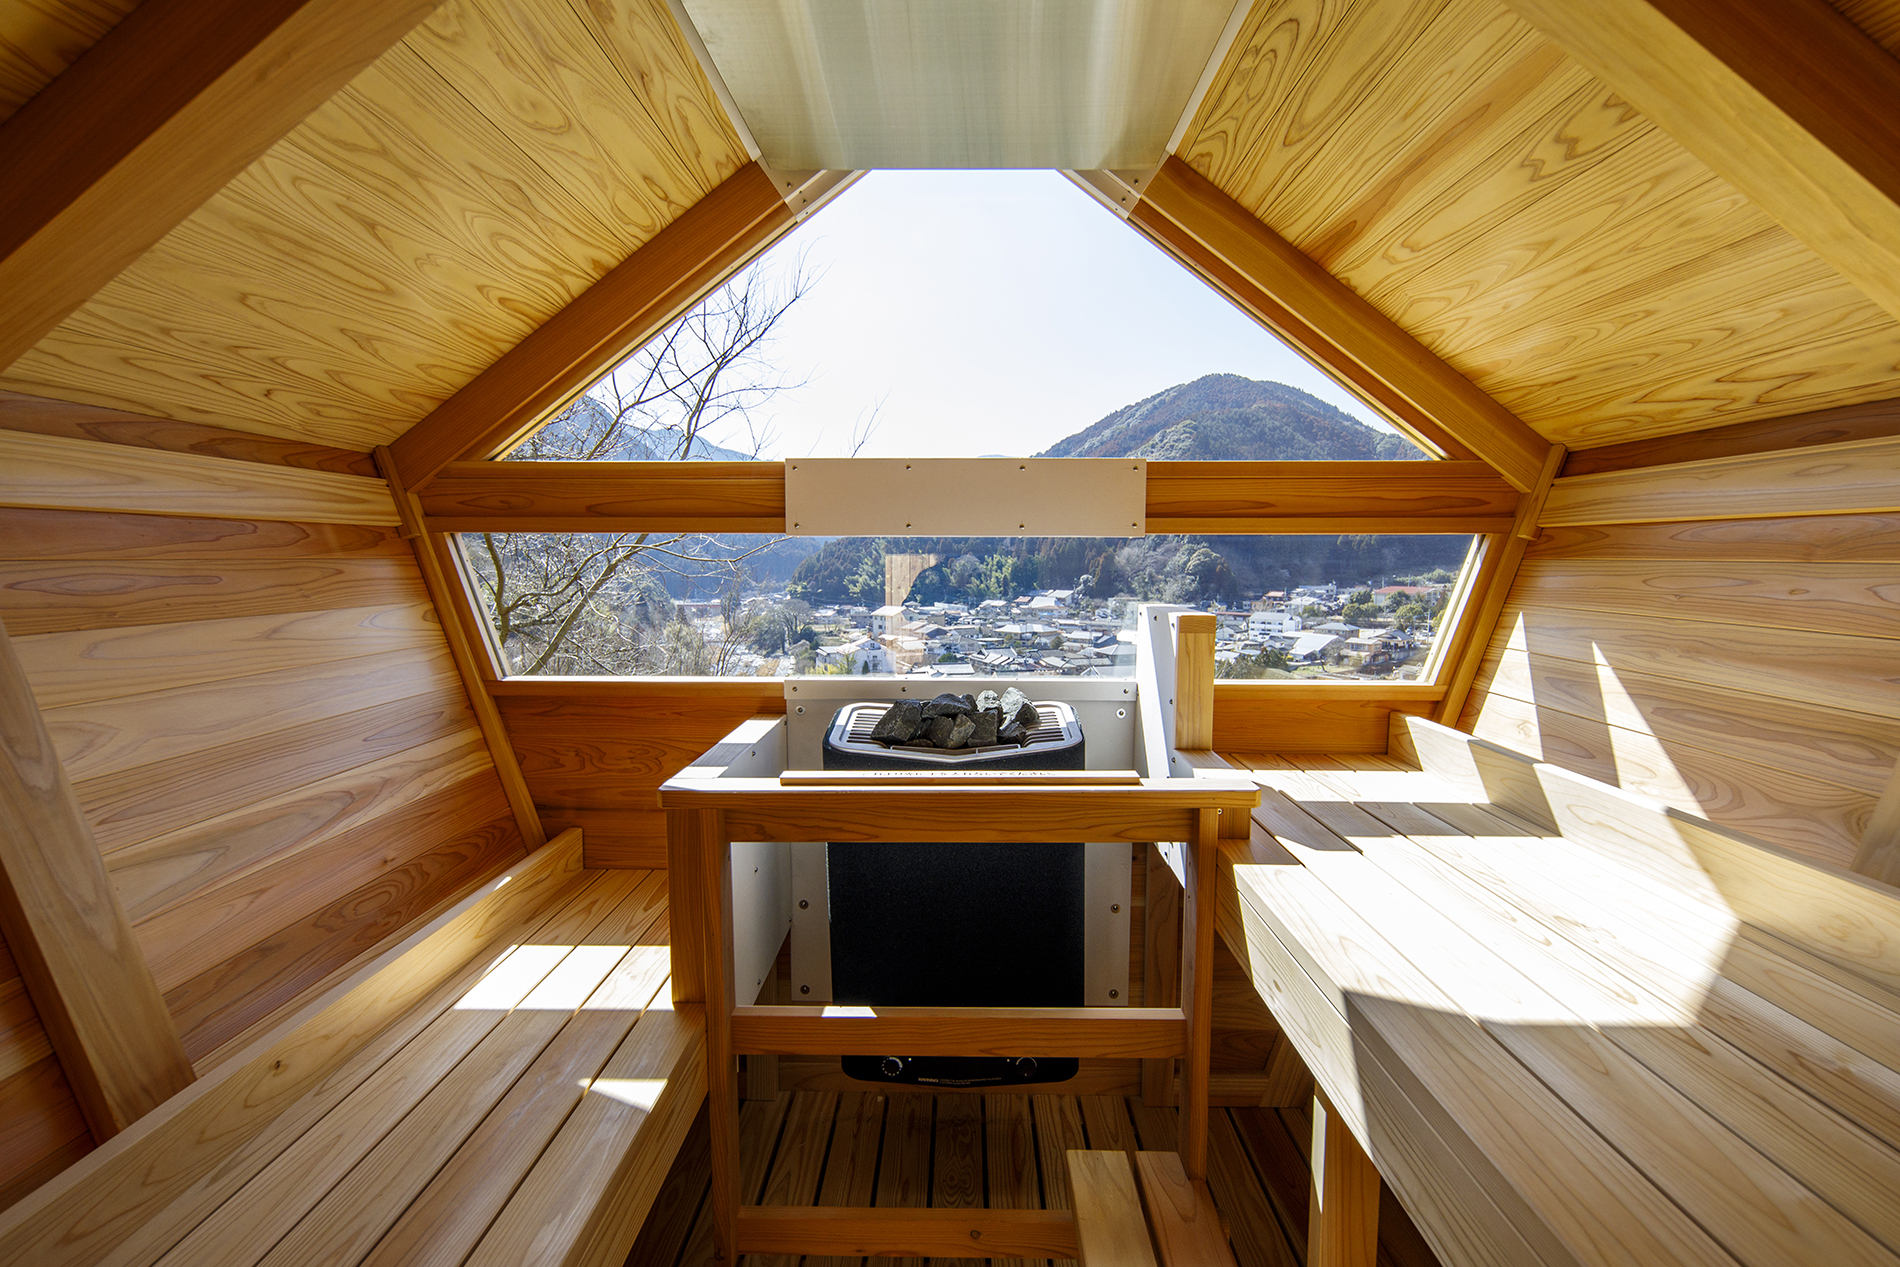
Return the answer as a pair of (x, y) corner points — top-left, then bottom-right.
(1501, 0), (1900, 325)
(0, 0), (443, 373)
(1130, 157), (1555, 493)
(388, 161), (794, 490)
(0, 615), (193, 1140)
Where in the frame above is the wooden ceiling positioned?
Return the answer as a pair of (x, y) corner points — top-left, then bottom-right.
(0, 0), (746, 452)
(1177, 0), (1900, 451)
(1, 0), (1897, 459)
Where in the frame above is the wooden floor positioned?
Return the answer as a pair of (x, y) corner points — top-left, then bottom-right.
(628, 1089), (1440, 1267)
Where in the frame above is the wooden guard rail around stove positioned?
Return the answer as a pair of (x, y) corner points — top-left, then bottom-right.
(657, 772), (1260, 1263)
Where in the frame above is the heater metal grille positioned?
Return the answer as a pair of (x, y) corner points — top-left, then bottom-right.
(827, 699), (1080, 764)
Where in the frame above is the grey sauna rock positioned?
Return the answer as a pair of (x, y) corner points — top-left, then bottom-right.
(869, 699), (925, 744)
(946, 714), (977, 748)
(923, 714), (958, 747)
(999, 688), (1039, 731)
(968, 708), (1000, 747)
(921, 692), (976, 719)
(975, 690), (1001, 713)
(998, 721), (1027, 746)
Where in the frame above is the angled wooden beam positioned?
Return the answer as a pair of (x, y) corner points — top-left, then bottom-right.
(389, 163), (798, 490)
(1309, 1088), (1380, 1267)
(1434, 444), (1565, 727)
(0, 0), (441, 373)
(1130, 157), (1552, 493)
(0, 614), (194, 1140)
(1501, 0), (1900, 326)
(1854, 759), (1900, 885)
(376, 447), (545, 850)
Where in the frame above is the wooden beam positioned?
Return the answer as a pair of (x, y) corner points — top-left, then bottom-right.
(734, 1207), (1079, 1258)
(1435, 444), (1565, 726)
(655, 778), (1260, 845)
(1142, 842), (1183, 1106)
(0, 389), (379, 476)
(0, 429), (398, 525)
(1178, 810), (1219, 1181)
(0, 614), (193, 1140)
(0, 0), (440, 372)
(1500, 0), (1900, 325)
(1146, 461), (1519, 534)
(1130, 157), (1550, 492)
(1308, 1088), (1380, 1267)
(376, 447), (543, 849)
(420, 457), (1516, 536)
(728, 1006), (1188, 1058)
(388, 163), (795, 489)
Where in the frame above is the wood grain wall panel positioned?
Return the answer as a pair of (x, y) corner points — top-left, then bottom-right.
(161, 808), (525, 1061)
(0, 0), (746, 452)
(1523, 514), (1900, 563)
(11, 601), (443, 709)
(1461, 685), (1873, 866)
(0, 478), (527, 1199)
(1831, 0), (1900, 50)
(105, 728), (492, 923)
(1559, 397), (1900, 477)
(75, 686), (472, 855)
(1485, 603), (1900, 719)
(0, 0), (136, 121)
(41, 645), (458, 783)
(0, 390), (378, 475)
(1212, 685), (1444, 755)
(1472, 646), (1900, 799)
(1181, 0), (1900, 449)
(0, 1057), (88, 1214)
(1466, 503), (1900, 870)
(135, 772), (511, 993)
(0, 558), (427, 636)
(1509, 558), (1900, 641)
(0, 507), (407, 562)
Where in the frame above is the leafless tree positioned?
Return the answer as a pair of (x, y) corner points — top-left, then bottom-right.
(460, 262), (813, 676)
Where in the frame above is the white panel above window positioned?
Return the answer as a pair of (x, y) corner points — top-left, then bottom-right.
(677, 0), (1238, 169)
(784, 457), (1146, 536)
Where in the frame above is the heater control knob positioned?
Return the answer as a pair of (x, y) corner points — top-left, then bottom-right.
(880, 1056), (904, 1078)
(1013, 1057), (1038, 1079)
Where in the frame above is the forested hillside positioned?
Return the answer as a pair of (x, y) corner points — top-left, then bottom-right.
(789, 376), (1466, 605)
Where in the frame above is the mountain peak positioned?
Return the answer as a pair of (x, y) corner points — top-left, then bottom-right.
(1037, 374), (1423, 461)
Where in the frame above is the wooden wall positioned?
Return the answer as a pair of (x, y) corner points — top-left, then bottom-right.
(495, 681), (785, 868)
(0, 433), (529, 1207)
(1462, 500), (1900, 871)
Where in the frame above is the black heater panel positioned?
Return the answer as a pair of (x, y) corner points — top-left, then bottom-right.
(828, 839), (1084, 1087)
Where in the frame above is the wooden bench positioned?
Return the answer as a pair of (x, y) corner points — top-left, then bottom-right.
(1206, 715), (1900, 1267)
(0, 830), (704, 1267)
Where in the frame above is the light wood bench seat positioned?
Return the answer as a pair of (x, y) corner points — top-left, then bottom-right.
(0, 831), (704, 1267)
(1208, 716), (1900, 1267)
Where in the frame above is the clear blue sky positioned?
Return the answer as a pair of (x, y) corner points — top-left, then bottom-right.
(716, 170), (1391, 459)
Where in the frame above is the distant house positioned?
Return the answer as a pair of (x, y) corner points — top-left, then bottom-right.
(870, 605), (906, 637)
(1290, 632), (1342, 662)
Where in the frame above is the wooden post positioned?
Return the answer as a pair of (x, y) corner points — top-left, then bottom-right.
(695, 808), (740, 1263)
(0, 615), (194, 1139)
(1308, 1088), (1379, 1267)
(1173, 614), (1216, 751)
(1178, 808), (1219, 1180)
(1142, 842), (1182, 1105)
